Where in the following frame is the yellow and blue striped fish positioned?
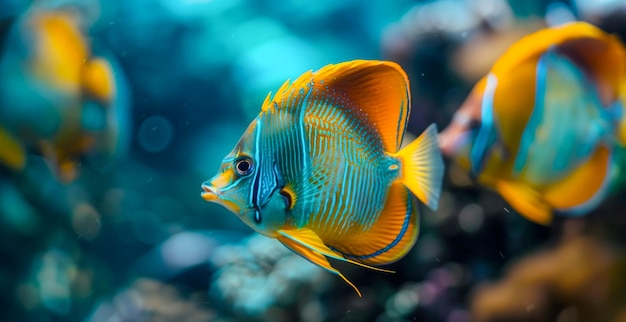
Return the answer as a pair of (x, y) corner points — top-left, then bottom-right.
(439, 22), (626, 225)
(201, 60), (444, 295)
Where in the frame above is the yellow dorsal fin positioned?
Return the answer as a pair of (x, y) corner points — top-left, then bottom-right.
(543, 145), (611, 214)
(261, 60), (410, 152)
(490, 23), (626, 124)
(496, 180), (552, 225)
(327, 183), (419, 266)
(549, 23), (625, 108)
(276, 234), (362, 297)
(492, 22), (611, 76)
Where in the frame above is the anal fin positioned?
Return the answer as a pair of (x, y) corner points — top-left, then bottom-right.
(496, 180), (552, 225)
(328, 183), (419, 266)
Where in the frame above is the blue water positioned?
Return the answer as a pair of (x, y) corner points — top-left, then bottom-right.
(0, 0), (623, 321)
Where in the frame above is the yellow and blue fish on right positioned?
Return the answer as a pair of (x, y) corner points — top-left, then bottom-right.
(439, 22), (626, 225)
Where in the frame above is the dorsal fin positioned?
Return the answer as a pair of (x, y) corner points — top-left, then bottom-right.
(555, 26), (626, 107)
(261, 60), (411, 152)
(491, 22), (625, 107)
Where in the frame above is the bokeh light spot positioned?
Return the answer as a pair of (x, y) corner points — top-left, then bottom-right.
(458, 203), (484, 234)
(137, 116), (174, 153)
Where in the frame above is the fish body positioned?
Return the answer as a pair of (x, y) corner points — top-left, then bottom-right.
(0, 5), (129, 181)
(439, 22), (626, 224)
(202, 60), (444, 295)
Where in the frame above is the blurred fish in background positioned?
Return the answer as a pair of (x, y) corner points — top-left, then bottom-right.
(0, 0), (130, 182)
(439, 22), (626, 225)
(0, 0), (131, 321)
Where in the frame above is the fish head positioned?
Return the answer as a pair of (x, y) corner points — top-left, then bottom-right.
(439, 89), (483, 170)
(201, 119), (290, 237)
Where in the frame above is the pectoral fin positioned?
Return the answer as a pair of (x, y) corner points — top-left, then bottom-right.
(277, 228), (393, 273)
(277, 234), (362, 297)
(496, 180), (552, 225)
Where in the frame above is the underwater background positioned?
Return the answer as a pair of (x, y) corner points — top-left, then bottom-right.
(1, 0), (626, 321)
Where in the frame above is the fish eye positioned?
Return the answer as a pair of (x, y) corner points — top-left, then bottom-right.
(234, 157), (254, 176)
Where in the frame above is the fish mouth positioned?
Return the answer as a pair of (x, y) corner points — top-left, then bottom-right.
(201, 183), (241, 214)
(201, 183), (220, 201)
(438, 128), (469, 157)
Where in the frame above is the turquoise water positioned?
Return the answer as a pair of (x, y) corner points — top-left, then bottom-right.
(1, 0), (625, 321)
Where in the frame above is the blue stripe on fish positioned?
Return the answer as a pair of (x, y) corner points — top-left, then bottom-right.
(604, 100), (624, 122)
(513, 52), (549, 175)
(299, 83), (313, 171)
(470, 73), (498, 174)
(249, 118), (263, 209)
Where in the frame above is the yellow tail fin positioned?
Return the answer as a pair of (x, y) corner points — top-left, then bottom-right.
(394, 124), (444, 210)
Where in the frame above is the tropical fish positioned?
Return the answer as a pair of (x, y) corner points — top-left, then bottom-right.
(439, 22), (626, 225)
(0, 4), (130, 182)
(201, 60), (444, 295)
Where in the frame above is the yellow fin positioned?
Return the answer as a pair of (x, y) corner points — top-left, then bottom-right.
(393, 123), (444, 210)
(492, 22), (616, 77)
(0, 127), (26, 170)
(263, 60), (410, 152)
(552, 24), (626, 108)
(329, 183), (419, 266)
(277, 228), (393, 273)
(277, 227), (396, 296)
(488, 22), (626, 146)
(82, 57), (115, 103)
(496, 180), (552, 225)
(276, 232), (362, 297)
(543, 145), (611, 213)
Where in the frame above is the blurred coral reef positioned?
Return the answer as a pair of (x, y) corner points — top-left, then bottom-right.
(1, 0), (626, 321)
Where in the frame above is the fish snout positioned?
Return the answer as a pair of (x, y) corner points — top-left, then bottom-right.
(438, 129), (457, 157)
(201, 182), (220, 201)
(438, 125), (469, 157)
